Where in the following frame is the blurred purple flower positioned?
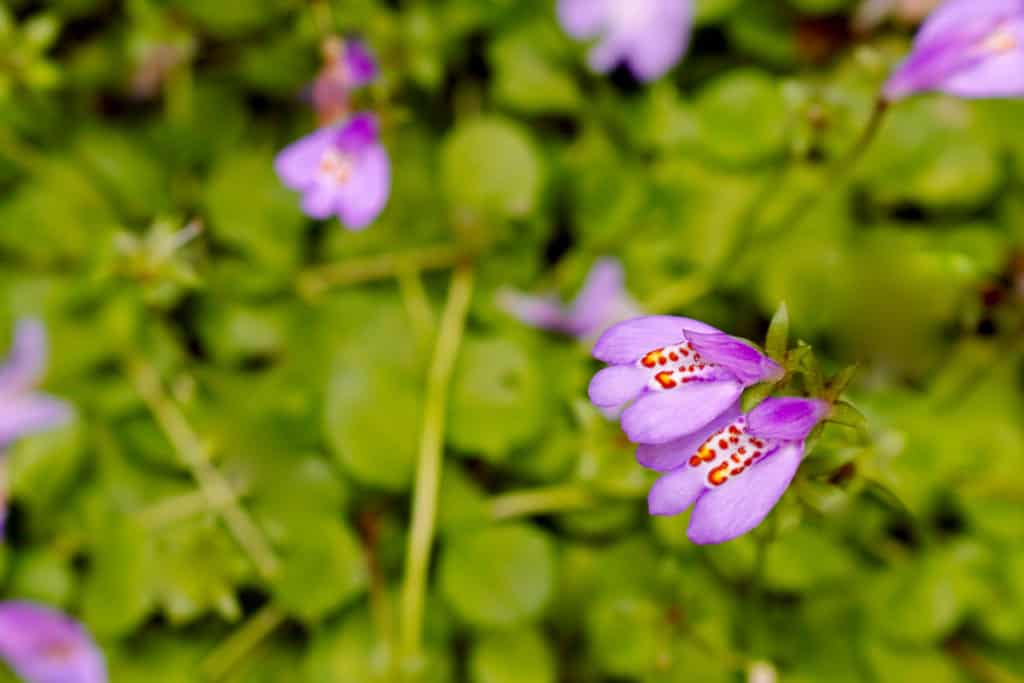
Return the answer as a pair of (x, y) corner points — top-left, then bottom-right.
(883, 0), (1024, 101)
(0, 319), (72, 451)
(0, 601), (106, 683)
(275, 113), (391, 230)
(588, 316), (784, 444)
(557, 0), (694, 81)
(498, 258), (641, 339)
(312, 38), (378, 125)
(0, 319), (71, 537)
(642, 397), (829, 544)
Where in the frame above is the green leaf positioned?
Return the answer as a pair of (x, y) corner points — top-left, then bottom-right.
(470, 628), (556, 683)
(447, 335), (550, 460)
(81, 517), (155, 638)
(440, 116), (544, 221)
(826, 364), (859, 401)
(7, 547), (75, 607)
(586, 595), (662, 678)
(489, 21), (580, 114)
(273, 519), (368, 622)
(323, 302), (424, 491)
(694, 68), (788, 167)
(741, 381), (775, 412)
(203, 148), (305, 276)
(151, 519), (249, 625)
(440, 524), (555, 628)
(765, 301), (789, 362)
(828, 400), (867, 432)
(305, 607), (454, 683)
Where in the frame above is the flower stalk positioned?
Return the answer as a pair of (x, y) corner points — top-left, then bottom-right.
(398, 263), (474, 672)
(765, 97), (889, 239)
(129, 359), (280, 581)
(296, 243), (468, 300)
(488, 484), (599, 521)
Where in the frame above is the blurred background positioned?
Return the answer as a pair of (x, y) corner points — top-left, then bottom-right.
(2, 0), (1024, 681)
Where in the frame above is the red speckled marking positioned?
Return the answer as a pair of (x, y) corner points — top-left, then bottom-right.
(688, 417), (776, 487)
(638, 340), (717, 392)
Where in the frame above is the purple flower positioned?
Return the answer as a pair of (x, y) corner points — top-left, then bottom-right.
(498, 258), (642, 339)
(275, 113), (391, 230)
(0, 319), (71, 537)
(642, 397), (830, 544)
(0, 320), (71, 452)
(883, 0), (1024, 101)
(312, 38), (378, 125)
(588, 316), (784, 444)
(557, 0), (694, 82)
(0, 601), (107, 683)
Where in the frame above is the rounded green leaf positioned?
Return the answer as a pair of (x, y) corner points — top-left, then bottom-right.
(273, 519), (368, 623)
(447, 335), (549, 459)
(440, 524), (555, 628)
(441, 116), (543, 220)
(470, 628), (555, 683)
(695, 68), (788, 166)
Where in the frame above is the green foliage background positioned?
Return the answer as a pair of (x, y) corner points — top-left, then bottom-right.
(2, 0), (1024, 681)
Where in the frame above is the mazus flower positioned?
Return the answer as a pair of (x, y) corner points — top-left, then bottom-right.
(312, 38), (377, 125)
(588, 316), (784, 444)
(498, 258), (642, 340)
(643, 397), (830, 544)
(0, 319), (71, 536)
(883, 0), (1024, 101)
(0, 601), (107, 683)
(275, 112), (391, 230)
(557, 0), (694, 82)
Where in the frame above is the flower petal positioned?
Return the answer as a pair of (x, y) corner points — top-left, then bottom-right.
(588, 365), (649, 408)
(274, 126), (336, 191)
(941, 29), (1024, 98)
(566, 258), (628, 336)
(497, 289), (571, 332)
(745, 397), (829, 441)
(636, 402), (741, 471)
(336, 113), (379, 154)
(344, 40), (378, 88)
(336, 142), (390, 230)
(621, 380), (742, 444)
(301, 182), (340, 219)
(0, 395), (72, 448)
(916, 0), (1020, 46)
(0, 319), (47, 396)
(557, 0), (608, 39)
(648, 465), (705, 516)
(587, 35), (630, 74)
(0, 601), (107, 683)
(686, 442), (804, 545)
(592, 315), (719, 364)
(623, 0), (693, 81)
(685, 330), (783, 386)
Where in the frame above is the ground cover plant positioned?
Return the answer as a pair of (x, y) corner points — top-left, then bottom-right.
(2, 0), (1024, 681)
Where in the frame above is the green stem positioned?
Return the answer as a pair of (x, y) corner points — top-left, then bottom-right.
(129, 360), (280, 581)
(138, 490), (214, 529)
(488, 484), (597, 521)
(296, 244), (467, 300)
(397, 265), (436, 346)
(202, 603), (287, 681)
(762, 97), (889, 241)
(642, 137), (792, 313)
(398, 263), (475, 672)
